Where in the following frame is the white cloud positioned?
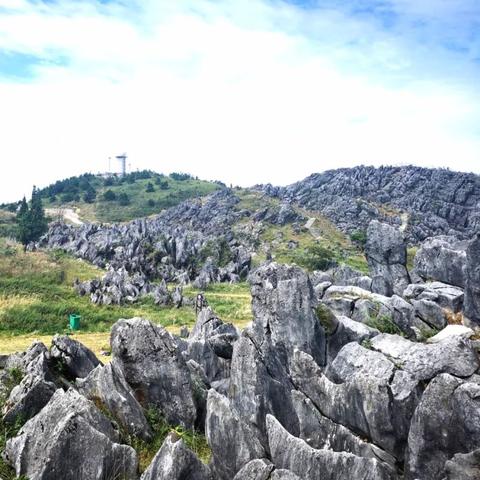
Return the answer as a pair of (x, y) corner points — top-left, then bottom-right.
(0, 0), (479, 202)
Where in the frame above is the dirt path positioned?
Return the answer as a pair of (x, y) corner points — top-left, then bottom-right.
(46, 208), (84, 225)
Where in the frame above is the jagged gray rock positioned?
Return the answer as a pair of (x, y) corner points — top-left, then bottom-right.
(444, 449), (480, 480)
(258, 165), (480, 242)
(76, 361), (152, 441)
(403, 282), (464, 313)
(111, 318), (198, 429)
(249, 262), (326, 367)
(50, 334), (101, 379)
(405, 373), (480, 480)
(266, 414), (396, 480)
(140, 432), (212, 480)
(291, 346), (419, 460)
(291, 390), (396, 467)
(414, 236), (468, 287)
(232, 459), (274, 480)
(270, 470), (302, 479)
(4, 388), (138, 480)
(464, 234), (480, 325)
(205, 389), (265, 480)
(365, 220), (410, 297)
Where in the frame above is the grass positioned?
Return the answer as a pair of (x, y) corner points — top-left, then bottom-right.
(42, 174), (220, 224)
(0, 239), (252, 352)
(132, 409), (211, 473)
(366, 313), (404, 336)
(238, 193), (368, 273)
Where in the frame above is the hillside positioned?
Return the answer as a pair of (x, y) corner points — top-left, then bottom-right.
(1, 170), (222, 224)
(259, 165), (480, 243)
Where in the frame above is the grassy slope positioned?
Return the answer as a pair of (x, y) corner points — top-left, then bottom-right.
(44, 174), (220, 223)
(235, 190), (368, 273)
(0, 239), (252, 348)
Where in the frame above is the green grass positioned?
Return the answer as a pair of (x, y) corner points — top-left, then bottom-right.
(43, 174), (220, 223)
(0, 239), (252, 337)
(132, 409), (211, 473)
(254, 215), (368, 273)
(0, 211), (17, 239)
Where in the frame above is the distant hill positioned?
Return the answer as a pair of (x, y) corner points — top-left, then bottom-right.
(258, 165), (480, 243)
(1, 170), (223, 224)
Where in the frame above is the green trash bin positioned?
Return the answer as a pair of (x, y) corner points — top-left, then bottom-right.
(69, 314), (81, 331)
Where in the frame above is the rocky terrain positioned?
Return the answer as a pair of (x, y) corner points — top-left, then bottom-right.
(1, 214), (480, 479)
(33, 166), (480, 307)
(258, 165), (480, 243)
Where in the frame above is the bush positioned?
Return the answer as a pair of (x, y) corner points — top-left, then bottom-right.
(118, 193), (130, 206)
(294, 244), (336, 271)
(350, 230), (367, 249)
(146, 182), (155, 193)
(103, 190), (117, 201)
(169, 172), (192, 181)
(147, 199), (155, 207)
(366, 314), (403, 335)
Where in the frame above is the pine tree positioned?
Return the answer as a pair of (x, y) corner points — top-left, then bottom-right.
(29, 186), (48, 242)
(16, 188), (48, 249)
(16, 196), (30, 247)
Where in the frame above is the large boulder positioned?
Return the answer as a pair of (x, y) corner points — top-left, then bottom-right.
(2, 343), (57, 424)
(290, 346), (420, 460)
(405, 374), (480, 480)
(205, 389), (265, 480)
(403, 282), (464, 313)
(50, 334), (101, 379)
(365, 220), (410, 297)
(413, 235), (467, 287)
(291, 390), (396, 467)
(249, 262), (326, 367)
(464, 234), (480, 325)
(228, 331), (300, 447)
(444, 449), (480, 480)
(141, 432), (212, 480)
(76, 361), (152, 441)
(232, 459), (274, 480)
(110, 318), (198, 429)
(4, 388), (138, 480)
(267, 414), (396, 480)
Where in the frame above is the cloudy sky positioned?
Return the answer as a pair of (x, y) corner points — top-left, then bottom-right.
(0, 0), (479, 202)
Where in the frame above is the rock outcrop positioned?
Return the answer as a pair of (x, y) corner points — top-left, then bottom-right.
(4, 388), (138, 480)
(464, 234), (480, 325)
(110, 318), (199, 429)
(365, 220), (410, 297)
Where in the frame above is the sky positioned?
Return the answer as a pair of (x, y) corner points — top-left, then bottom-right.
(0, 0), (479, 202)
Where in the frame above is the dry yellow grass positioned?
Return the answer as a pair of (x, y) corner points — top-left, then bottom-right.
(0, 318), (253, 359)
(0, 295), (38, 316)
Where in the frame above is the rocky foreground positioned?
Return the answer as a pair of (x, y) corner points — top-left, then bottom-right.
(1, 216), (480, 479)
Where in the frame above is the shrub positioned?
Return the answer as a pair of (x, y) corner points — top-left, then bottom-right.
(169, 172), (192, 181)
(294, 244), (336, 271)
(103, 190), (117, 201)
(350, 230), (367, 249)
(118, 193), (130, 206)
(366, 314), (403, 335)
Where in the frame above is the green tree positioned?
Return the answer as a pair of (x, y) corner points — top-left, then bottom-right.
(118, 192), (130, 206)
(146, 182), (155, 193)
(29, 187), (48, 242)
(16, 196), (30, 247)
(83, 185), (96, 203)
(103, 190), (116, 201)
(16, 188), (48, 250)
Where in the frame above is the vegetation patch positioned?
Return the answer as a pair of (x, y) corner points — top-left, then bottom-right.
(0, 240), (252, 339)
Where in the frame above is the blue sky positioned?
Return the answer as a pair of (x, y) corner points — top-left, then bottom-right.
(0, 0), (479, 202)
